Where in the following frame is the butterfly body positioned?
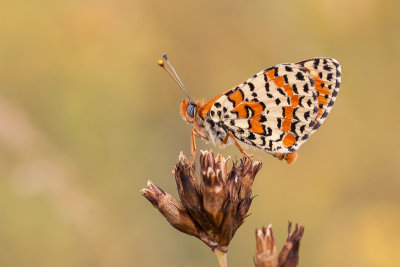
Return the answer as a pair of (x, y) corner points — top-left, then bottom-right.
(161, 56), (341, 163)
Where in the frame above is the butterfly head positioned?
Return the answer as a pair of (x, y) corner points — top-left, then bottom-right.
(180, 100), (197, 123)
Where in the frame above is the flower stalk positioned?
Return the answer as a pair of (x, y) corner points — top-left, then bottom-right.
(214, 249), (228, 267)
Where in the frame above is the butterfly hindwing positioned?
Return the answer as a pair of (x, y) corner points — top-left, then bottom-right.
(208, 57), (341, 154)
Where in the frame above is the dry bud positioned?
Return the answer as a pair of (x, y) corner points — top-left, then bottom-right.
(255, 225), (278, 267)
(141, 150), (262, 253)
(140, 180), (198, 237)
(255, 222), (304, 267)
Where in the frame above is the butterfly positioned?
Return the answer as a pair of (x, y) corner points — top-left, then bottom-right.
(158, 54), (341, 164)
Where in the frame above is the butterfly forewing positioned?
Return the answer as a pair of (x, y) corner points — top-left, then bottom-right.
(208, 57), (341, 154)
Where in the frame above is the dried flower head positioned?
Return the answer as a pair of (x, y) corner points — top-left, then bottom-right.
(141, 150), (262, 253)
(255, 222), (304, 267)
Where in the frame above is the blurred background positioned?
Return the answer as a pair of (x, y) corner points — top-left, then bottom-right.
(0, 0), (400, 266)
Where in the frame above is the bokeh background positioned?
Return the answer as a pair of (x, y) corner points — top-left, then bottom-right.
(1, 0), (400, 266)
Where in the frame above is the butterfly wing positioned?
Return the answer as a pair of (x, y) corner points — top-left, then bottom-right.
(208, 57), (341, 155)
(296, 58), (341, 135)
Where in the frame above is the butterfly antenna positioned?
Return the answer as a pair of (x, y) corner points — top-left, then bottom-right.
(157, 54), (191, 102)
(162, 54), (187, 92)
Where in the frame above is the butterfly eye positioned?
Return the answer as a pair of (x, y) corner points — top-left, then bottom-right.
(186, 102), (196, 118)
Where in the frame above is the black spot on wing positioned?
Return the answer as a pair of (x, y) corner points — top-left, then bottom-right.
(296, 72), (305, 81)
(265, 127), (272, 136)
(245, 105), (255, 117)
(290, 121), (298, 134)
(313, 122), (321, 130)
(277, 88), (285, 96)
(300, 125), (305, 133)
(283, 75), (289, 84)
(273, 67), (279, 77)
(313, 58), (320, 70)
(277, 118), (282, 129)
(259, 115), (267, 123)
(292, 107), (299, 120)
(277, 133), (285, 141)
(333, 60), (340, 68)
(292, 84), (298, 94)
(248, 82), (255, 91)
(298, 96), (304, 107)
(248, 132), (256, 140)
(237, 128), (245, 134)
(265, 82), (270, 92)
(304, 111), (310, 121)
(285, 65), (293, 72)
(303, 83), (309, 93)
(260, 136), (266, 146)
(301, 133), (309, 141)
(263, 72), (269, 82)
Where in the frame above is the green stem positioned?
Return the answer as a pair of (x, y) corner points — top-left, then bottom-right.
(213, 249), (227, 267)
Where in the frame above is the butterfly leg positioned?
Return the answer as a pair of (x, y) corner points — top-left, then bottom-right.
(222, 131), (251, 159)
(275, 152), (298, 164)
(190, 128), (201, 161)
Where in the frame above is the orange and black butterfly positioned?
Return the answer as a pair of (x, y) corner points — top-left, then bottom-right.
(158, 54), (341, 163)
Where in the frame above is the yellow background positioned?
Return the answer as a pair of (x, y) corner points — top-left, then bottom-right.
(1, 0), (400, 266)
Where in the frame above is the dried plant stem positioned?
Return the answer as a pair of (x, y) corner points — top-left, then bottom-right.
(214, 249), (227, 267)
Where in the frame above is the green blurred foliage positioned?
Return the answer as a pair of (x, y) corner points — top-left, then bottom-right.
(0, 0), (400, 266)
